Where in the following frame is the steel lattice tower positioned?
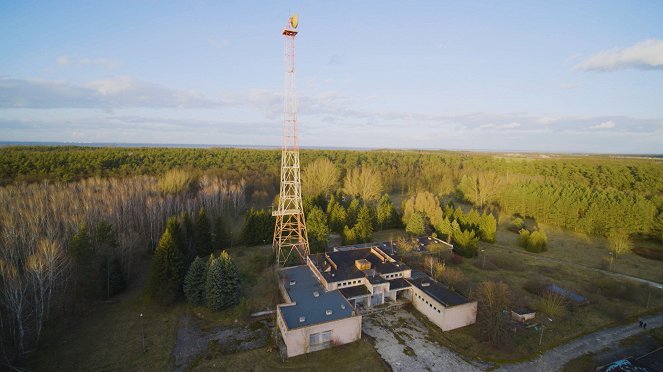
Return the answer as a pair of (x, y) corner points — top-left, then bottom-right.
(273, 15), (310, 266)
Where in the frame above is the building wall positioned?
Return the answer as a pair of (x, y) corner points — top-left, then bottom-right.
(411, 286), (477, 331)
(277, 310), (362, 357)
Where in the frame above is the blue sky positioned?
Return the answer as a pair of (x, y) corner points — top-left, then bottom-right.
(1, 1), (662, 153)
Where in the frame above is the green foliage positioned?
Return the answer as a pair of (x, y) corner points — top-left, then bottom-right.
(436, 217), (453, 243)
(159, 169), (198, 195)
(327, 195), (347, 233)
(453, 227), (480, 258)
(346, 198), (360, 227)
(69, 225), (98, 299)
(3, 146), (661, 240)
(376, 194), (398, 229)
(101, 256), (126, 298)
(307, 206), (330, 253)
(343, 166), (383, 201)
(219, 251), (241, 308)
(476, 281), (511, 345)
(511, 217), (524, 229)
(240, 208), (274, 246)
(519, 229), (547, 253)
(212, 216), (230, 250)
(478, 212), (497, 242)
(184, 257), (208, 306)
(70, 223), (125, 299)
(205, 252), (240, 311)
(205, 255), (225, 311)
(150, 229), (185, 305)
(354, 205), (374, 243)
(194, 208), (212, 256)
(302, 158), (339, 197)
(342, 225), (356, 245)
(402, 191), (443, 231)
(406, 211), (427, 236)
(166, 217), (187, 258)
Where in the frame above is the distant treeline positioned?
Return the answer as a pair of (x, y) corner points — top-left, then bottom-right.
(1, 146), (662, 239)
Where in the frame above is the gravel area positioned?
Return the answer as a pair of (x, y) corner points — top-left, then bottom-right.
(172, 313), (268, 371)
(362, 308), (485, 372)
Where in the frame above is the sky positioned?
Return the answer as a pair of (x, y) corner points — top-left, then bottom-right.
(1, 1), (662, 153)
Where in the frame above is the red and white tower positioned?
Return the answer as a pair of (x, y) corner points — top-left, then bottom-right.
(273, 14), (310, 266)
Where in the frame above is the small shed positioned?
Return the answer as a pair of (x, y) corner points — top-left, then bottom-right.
(511, 307), (536, 324)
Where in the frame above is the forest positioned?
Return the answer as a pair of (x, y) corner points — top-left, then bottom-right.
(0, 145), (662, 365)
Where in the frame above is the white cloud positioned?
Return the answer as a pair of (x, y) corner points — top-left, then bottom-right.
(590, 120), (616, 129)
(57, 55), (71, 66)
(576, 39), (663, 71)
(80, 57), (121, 69)
(499, 122), (521, 129)
(0, 77), (220, 109)
(56, 55), (121, 69)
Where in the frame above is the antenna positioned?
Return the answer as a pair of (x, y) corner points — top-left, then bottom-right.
(273, 14), (310, 267)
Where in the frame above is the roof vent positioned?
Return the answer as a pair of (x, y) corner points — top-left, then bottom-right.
(313, 291), (320, 297)
(422, 282), (430, 287)
(299, 316), (305, 323)
(289, 280), (296, 286)
(331, 273), (335, 277)
(341, 304), (346, 310)
(326, 309), (333, 316)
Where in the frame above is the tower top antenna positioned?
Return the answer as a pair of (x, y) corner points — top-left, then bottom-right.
(289, 14), (299, 29)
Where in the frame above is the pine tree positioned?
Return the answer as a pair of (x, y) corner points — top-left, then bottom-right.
(436, 217), (453, 243)
(479, 212), (497, 243)
(354, 205), (374, 243)
(328, 201), (348, 233)
(453, 228), (479, 258)
(346, 198), (360, 227)
(205, 255), (225, 311)
(376, 194), (397, 229)
(342, 225), (356, 245)
(194, 208), (212, 256)
(212, 216), (230, 250)
(183, 256), (208, 306)
(101, 256), (125, 297)
(165, 217), (187, 258)
(406, 211), (427, 236)
(307, 206), (330, 253)
(150, 229), (185, 305)
(219, 251), (240, 307)
(69, 224), (98, 299)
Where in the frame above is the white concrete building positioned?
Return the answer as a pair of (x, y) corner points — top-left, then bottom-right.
(276, 239), (477, 358)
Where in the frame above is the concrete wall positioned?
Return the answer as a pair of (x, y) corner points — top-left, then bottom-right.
(411, 286), (477, 331)
(277, 309), (362, 357)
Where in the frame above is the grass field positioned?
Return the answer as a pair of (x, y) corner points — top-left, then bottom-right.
(494, 218), (663, 283)
(407, 225), (663, 362)
(23, 244), (387, 371)
(23, 216), (663, 370)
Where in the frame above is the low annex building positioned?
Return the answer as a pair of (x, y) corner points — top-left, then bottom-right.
(276, 239), (477, 357)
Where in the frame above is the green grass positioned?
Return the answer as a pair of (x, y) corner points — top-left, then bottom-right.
(24, 244), (387, 371)
(494, 220), (663, 283)
(24, 257), (182, 371)
(190, 338), (387, 371)
(399, 223), (663, 363)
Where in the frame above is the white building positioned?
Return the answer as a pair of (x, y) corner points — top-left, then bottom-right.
(276, 241), (477, 357)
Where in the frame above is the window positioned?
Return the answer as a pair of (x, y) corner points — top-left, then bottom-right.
(310, 330), (332, 351)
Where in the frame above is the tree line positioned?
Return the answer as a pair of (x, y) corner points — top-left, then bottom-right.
(0, 173), (242, 364)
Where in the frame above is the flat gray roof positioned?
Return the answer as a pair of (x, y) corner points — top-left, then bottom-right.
(407, 277), (471, 307)
(278, 265), (355, 330)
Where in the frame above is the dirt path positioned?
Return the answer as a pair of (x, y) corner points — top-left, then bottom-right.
(362, 308), (487, 371)
(498, 312), (663, 371)
(364, 306), (663, 371)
